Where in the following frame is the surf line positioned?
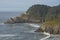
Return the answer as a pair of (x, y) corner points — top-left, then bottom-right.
(0, 34), (17, 37)
(27, 23), (40, 27)
(40, 32), (50, 40)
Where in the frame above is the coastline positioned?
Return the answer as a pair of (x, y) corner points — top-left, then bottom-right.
(2, 22), (60, 40)
(28, 24), (60, 40)
(40, 32), (50, 40)
(27, 23), (51, 40)
(46, 34), (60, 40)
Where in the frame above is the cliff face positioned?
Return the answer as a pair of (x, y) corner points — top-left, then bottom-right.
(4, 4), (60, 34)
(46, 5), (60, 20)
(35, 24), (60, 34)
(5, 4), (60, 24)
(26, 4), (50, 22)
(35, 18), (60, 34)
(5, 4), (50, 24)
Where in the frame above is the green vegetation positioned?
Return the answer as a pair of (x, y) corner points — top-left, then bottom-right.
(26, 4), (50, 22)
(5, 4), (60, 24)
(26, 4), (60, 23)
(45, 18), (60, 24)
(5, 4), (60, 34)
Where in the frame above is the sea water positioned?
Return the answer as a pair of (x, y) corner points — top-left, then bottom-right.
(0, 12), (57, 40)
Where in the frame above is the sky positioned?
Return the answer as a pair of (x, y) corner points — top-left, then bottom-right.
(0, 0), (60, 11)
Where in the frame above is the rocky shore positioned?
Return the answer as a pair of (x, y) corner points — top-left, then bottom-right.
(4, 15), (40, 24)
(35, 22), (60, 34)
(4, 4), (60, 35)
(46, 34), (60, 40)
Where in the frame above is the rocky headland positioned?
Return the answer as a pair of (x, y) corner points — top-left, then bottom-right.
(35, 19), (60, 34)
(5, 4), (50, 24)
(5, 4), (60, 34)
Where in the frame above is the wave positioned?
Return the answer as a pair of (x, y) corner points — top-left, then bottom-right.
(0, 23), (5, 25)
(40, 32), (50, 40)
(0, 34), (17, 37)
(27, 23), (40, 27)
(0, 23), (11, 25)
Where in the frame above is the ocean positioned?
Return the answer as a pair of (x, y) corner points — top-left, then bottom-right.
(0, 12), (59, 40)
(0, 12), (23, 23)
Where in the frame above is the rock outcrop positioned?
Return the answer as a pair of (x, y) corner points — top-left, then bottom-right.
(4, 14), (41, 24)
(35, 19), (60, 34)
(4, 17), (27, 24)
(5, 4), (60, 24)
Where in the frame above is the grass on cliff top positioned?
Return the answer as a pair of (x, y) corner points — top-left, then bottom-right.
(45, 18), (60, 25)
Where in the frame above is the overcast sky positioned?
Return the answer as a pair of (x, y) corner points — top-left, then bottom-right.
(0, 0), (60, 11)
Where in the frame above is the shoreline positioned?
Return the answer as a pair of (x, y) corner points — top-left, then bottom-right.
(26, 23), (51, 40)
(1, 23), (60, 40)
(40, 32), (50, 40)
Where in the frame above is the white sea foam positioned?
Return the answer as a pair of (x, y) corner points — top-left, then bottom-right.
(0, 34), (17, 37)
(0, 23), (5, 25)
(40, 32), (50, 40)
(28, 24), (40, 27)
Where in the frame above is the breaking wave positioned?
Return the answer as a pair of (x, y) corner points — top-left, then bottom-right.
(0, 23), (5, 25)
(40, 32), (50, 40)
(0, 34), (17, 37)
(28, 23), (40, 27)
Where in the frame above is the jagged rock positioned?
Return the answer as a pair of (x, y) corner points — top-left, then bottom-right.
(4, 17), (15, 24)
(4, 17), (26, 24)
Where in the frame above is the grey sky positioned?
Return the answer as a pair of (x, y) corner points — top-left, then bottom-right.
(0, 0), (60, 11)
